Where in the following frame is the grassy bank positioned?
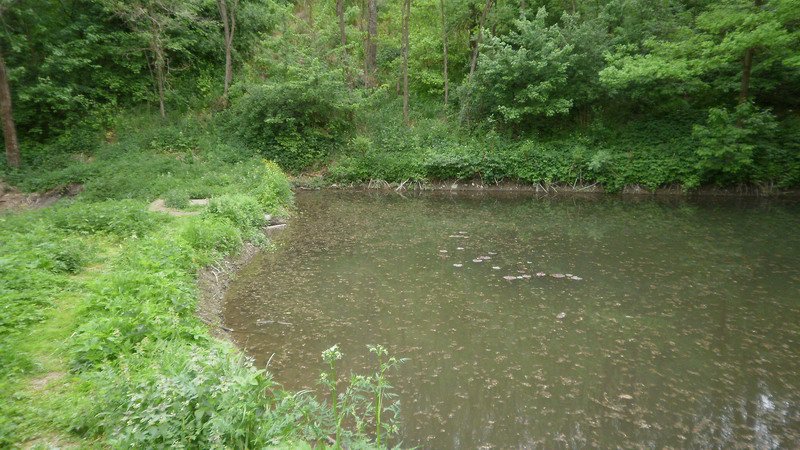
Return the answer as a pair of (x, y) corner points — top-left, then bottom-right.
(0, 114), (399, 448)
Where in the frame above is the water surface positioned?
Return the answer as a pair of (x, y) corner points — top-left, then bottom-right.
(224, 190), (800, 448)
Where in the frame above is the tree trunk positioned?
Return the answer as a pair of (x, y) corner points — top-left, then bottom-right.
(402, 0), (411, 124)
(739, 0), (763, 104)
(153, 41), (166, 119)
(337, 0), (350, 85)
(364, 0), (378, 87)
(218, 0), (236, 107)
(0, 49), (20, 168)
(468, 0), (492, 84)
(440, 0), (449, 105)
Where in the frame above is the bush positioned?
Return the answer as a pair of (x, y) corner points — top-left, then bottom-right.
(249, 160), (294, 213)
(206, 194), (263, 230)
(693, 104), (779, 184)
(181, 217), (243, 255)
(84, 341), (324, 448)
(223, 62), (356, 173)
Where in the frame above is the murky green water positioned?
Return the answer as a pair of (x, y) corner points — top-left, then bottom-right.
(224, 190), (800, 448)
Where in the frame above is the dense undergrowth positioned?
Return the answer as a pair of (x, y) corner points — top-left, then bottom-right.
(323, 97), (800, 192)
(0, 116), (401, 448)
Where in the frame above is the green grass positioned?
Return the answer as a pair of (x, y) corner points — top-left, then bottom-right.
(0, 113), (401, 448)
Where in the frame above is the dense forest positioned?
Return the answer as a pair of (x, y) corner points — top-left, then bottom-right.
(1, 0), (799, 190)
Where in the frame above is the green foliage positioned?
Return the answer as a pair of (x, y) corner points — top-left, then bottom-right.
(182, 217), (243, 255)
(319, 344), (404, 448)
(249, 160), (294, 214)
(463, 8), (575, 126)
(206, 194), (264, 230)
(692, 103), (779, 184)
(83, 341), (325, 448)
(50, 200), (159, 236)
(223, 61), (356, 172)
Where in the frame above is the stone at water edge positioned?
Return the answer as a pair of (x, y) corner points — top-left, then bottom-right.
(502, 275), (518, 281)
(551, 273), (566, 279)
(556, 312), (566, 320)
(566, 274), (573, 277)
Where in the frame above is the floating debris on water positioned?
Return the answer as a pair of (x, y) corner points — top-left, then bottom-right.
(619, 394), (633, 400)
(536, 272), (546, 277)
(458, 231), (467, 234)
(492, 266), (501, 270)
(453, 263), (463, 267)
(502, 275), (518, 281)
(488, 252), (497, 255)
(439, 250), (448, 253)
(556, 312), (566, 320)
(479, 256), (492, 260)
(473, 259), (483, 263)
(551, 273), (566, 278)
(456, 247), (465, 250)
(520, 274), (531, 279)
(449, 235), (468, 238)
(570, 276), (583, 281)
(566, 273), (573, 277)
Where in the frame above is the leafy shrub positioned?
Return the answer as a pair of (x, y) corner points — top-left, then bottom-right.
(249, 160), (294, 213)
(50, 200), (158, 236)
(84, 341), (324, 448)
(206, 194), (263, 230)
(693, 104), (778, 184)
(181, 217), (243, 255)
(223, 62), (356, 172)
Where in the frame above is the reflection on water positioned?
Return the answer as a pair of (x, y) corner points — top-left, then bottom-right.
(223, 190), (800, 448)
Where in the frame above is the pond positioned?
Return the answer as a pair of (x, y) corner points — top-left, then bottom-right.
(223, 190), (800, 448)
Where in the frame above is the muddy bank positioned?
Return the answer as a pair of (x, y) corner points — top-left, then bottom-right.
(196, 218), (287, 340)
(292, 177), (800, 197)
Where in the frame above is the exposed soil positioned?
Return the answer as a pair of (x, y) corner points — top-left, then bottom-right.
(0, 181), (83, 212)
(147, 198), (209, 216)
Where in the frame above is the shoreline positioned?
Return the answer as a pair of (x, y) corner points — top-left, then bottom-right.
(292, 177), (800, 197)
(196, 220), (288, 340)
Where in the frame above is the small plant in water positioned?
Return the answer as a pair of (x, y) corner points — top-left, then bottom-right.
(319, 344), (406, 448)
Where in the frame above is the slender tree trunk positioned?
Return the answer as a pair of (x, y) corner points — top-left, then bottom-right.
(0, 49), (20, 168)
(401, 0), (411, 124)
(440, 0), (449, 105)
(739, 0), (763, 104)
(337, 0), (351, 85)
(468, 0), (492, 83)
(364, 0), (378, 87)
(152, 40), (166, 119)
(218, 0), (236, 107)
